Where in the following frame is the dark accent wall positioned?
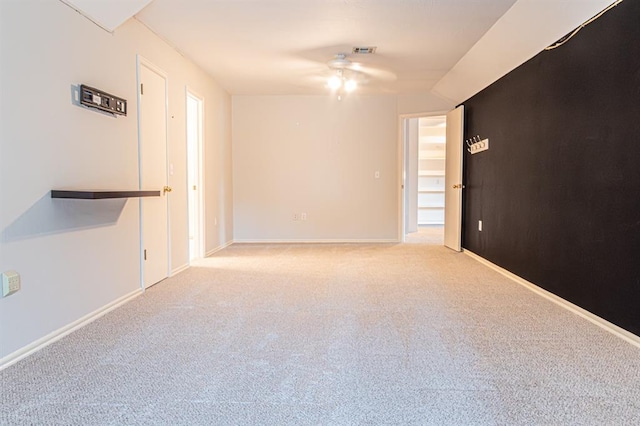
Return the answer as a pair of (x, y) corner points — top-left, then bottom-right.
(462, 0), (640, 336)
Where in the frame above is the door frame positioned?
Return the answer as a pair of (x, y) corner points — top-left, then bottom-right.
(397, 110), (449, 242)
(136, 54), (171, 288)
(185, 87), (205, 262)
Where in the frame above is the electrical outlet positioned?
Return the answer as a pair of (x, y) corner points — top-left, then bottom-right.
(301, 212), (307, 221)
(478, 220), (483, 231)
(2, 270), (21, 297)
(293, 213), (299, 221)
(374, 171), (380, 179)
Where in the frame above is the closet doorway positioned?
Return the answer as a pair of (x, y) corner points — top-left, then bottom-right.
(401, 114), (447, 242)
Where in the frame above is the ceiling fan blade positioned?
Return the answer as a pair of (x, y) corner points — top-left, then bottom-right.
(327, 54), (352, 70)
(348, 62), (397, 82)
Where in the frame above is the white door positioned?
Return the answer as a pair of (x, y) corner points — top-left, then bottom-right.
(186, 91), (204, 261)
(444, 106), (464, 251)
(138, 59), (169, 288)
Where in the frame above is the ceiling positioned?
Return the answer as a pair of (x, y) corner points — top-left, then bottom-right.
(63, 0), (617, 102)
(134, 0), (518, 97)
(61, 0), (153, 32)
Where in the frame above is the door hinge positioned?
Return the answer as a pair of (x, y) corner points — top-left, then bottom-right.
(140, 83), (144, 95)
(144, 249), (147, 260)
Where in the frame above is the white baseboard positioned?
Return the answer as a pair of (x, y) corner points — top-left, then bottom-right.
(464, 249), (640, 349)
(0, 288), (143, 371)
(232, 239), (398, 244)
(171, 263), (190, 276)
(205, 240), (233, 257)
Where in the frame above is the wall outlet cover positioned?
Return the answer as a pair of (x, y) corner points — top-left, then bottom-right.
(2, 270), (21, 297)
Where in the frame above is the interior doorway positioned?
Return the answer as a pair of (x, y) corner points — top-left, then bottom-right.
(138, 57), (170, 288)
(401, 114), (447, 242)
(186, 89), (204, 262)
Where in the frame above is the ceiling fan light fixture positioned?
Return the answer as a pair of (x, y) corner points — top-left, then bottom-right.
(328, 75), (342, 89)
(344, 79), (357, 92)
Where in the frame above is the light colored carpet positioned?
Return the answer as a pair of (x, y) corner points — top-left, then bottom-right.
(2, 227), (640, 425)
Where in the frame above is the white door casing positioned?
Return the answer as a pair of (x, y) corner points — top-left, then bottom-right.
(444, 106), (464, 251)
(138, 58), (169, 288)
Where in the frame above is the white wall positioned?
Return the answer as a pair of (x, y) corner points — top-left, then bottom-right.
(0, 0), (232, 362)
(233, 95), (399, 242)
(397, 93), (454, 116)
(204, 89), (234, 254)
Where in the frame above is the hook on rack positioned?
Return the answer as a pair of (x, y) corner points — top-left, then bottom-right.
(465, 135), (481, 152)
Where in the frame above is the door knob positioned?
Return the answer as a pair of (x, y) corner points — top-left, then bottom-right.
(453, 184), (465, 189)
(163, 186), (173, 194)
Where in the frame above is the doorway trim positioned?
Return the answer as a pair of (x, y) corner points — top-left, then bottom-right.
(397, 110), (449, 242)
(185, 87), (205, 262)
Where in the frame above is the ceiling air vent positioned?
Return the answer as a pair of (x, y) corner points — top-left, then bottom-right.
(352, 46), (377, 54)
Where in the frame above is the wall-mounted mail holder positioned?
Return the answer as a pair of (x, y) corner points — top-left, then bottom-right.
(466, 135), (489, 154)
(80, 84), (127, 116)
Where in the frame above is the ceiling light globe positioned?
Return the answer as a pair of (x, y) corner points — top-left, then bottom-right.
(328, 76), (342, 89)
(345, 79), (357, 92)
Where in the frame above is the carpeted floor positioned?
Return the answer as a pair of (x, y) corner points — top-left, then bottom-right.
(2, 226), (640, 425)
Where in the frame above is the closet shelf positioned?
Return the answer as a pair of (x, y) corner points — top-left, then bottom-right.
(51, 190), (161, 199)
(418, 171), (445, 177)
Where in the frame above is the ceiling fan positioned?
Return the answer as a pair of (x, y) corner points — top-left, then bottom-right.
(327, 53), (357, 70)
(328, 52), (395, 79)
(323, 52), (395, 93)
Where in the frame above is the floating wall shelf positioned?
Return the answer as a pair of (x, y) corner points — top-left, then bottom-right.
(51, 190), (161, 199)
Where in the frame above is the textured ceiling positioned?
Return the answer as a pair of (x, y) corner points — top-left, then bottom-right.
(135, 0), (518, 96)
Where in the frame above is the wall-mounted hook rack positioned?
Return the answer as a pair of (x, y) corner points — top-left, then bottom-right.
(465, 135), (489, 154)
